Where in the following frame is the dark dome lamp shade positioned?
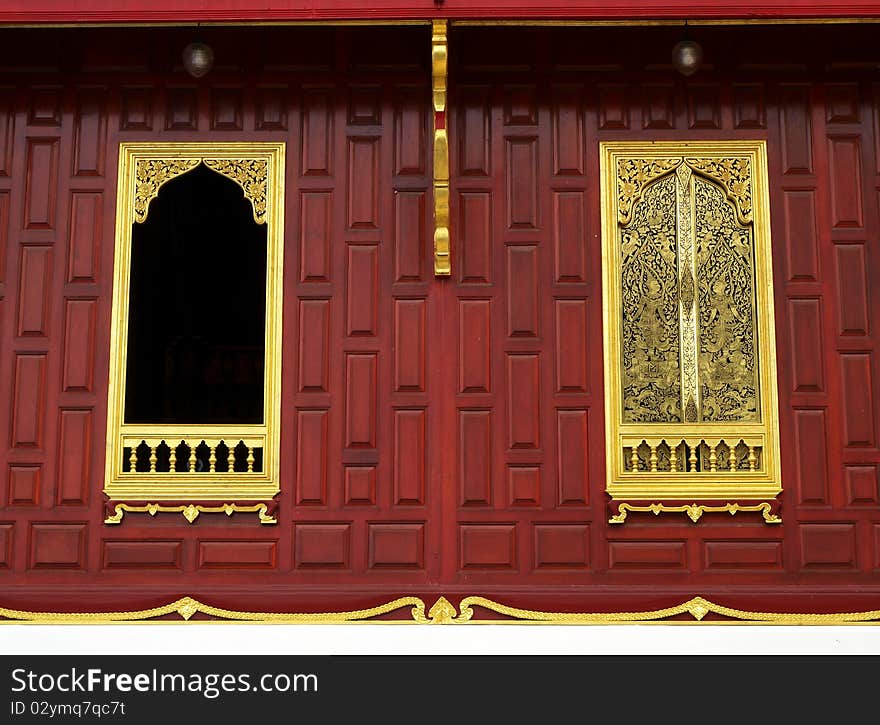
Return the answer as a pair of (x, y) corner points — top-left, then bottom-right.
(672, 22), (703, 77)
(182, 41), (215, 79)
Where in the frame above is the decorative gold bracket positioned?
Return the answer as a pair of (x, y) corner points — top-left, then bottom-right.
(104, 502), (278, 525)
(432, 19), (450, 276)
(608, 501), (781, 524)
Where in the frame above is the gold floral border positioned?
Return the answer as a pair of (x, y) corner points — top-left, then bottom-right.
(3, 595), (880, 624)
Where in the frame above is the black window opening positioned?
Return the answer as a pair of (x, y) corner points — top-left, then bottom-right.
(124, 163), (268, 428)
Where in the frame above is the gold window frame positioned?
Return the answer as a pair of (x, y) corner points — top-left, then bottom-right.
(104, 142), (285, 502)
(600, 140), (782, 503)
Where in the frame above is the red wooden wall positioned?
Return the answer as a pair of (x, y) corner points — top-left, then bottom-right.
(1, 24), (880, 616)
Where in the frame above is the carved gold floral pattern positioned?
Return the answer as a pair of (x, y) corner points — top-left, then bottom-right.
(203, 158), (269, 225)
(133, 159), (200, 223)
(616, 157), (681, 225)
(685, 156), (753, 224)
(132, 158), (269, 226)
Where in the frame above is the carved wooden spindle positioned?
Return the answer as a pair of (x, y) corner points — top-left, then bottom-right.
(128, 446), (137, 472)
(649, 443), (658, 472)
(728, 442), (737, 471)
(748, 446), (758, 472)
(688, 442), (698, 472)
(169, 443), (177, 473)
(148, 443), (157, 473)
(630, 446), (639, 472)
(709, 441), (718, 472)
(669, 441), (678, 472)
(246, 446), (255, 473)
(188, 442), (195, 472)
(208, 444), (216, 473)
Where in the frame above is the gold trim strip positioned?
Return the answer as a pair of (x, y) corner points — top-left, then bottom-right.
(104, 502), (278, 525)
(432, 19), (451, 277)
(4, 594), (880, 624)
(608, 501), (781, 524)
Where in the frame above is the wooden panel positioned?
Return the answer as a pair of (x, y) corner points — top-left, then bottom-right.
(17, 245), (52, 337)
(783, 190), (818, 282)
(794, 409), (829, 505)
(0, 95), (14, 176)
(533, 524), (589, 569)
(557, 410), (589, 506)
(348, 87), (381, 125)
(394, 298), (425, 392)
(840, 353), (876, 447)
(458, 87), (490, 176)
(800, 524), (857, 569)
(555, 299), (587, 393)
(255, 86), (288, 131)
(780, 85), (812, 174)
(608, 541), (687, 569)
(506, 138), (537, 229)
(67, 192), (101, 283)
(504, 86), (537, 125)
(210, 87), (243, 131)
(300, 192), (331, 282)
(508, 466), (540, 506)
(120, 87), (152, 131)
(598, 85), (628, 130)
(62, 299), (96, 392)
(458, 192), (491, 283)
(703, 541), (783, 570)
(29, 523), (86, 569)
(11, 354), (46, 448)
(687, 85), (721, 129)
(103, 540), (182, 569)
(826, 83), (860, 123)
(198, 540), (276, 569)
(552, 87), (583, 175)
(73, 89), (106, 176)
(459, 299), (491, 394)
(845, 465), (878, 505)
(459, 523), (516, 569)
(347, 137), (379, 229)
(553, 191), (586, 283)
(298, 299), (330, 393)
(294, 524), (350, 569)
(460, 410), (491, 506)
(345, 354), (377, 448)
(344, 466), (376, 505)
(346, 245), (378, 336)
(507, 245), (538, 337)
(302, 90), (332, 175)
(165, 87), (197, 130)
(507, 354), (540, 449)
(29, 88), (61, 126)
(733, 84), (766, 129)
(394, 409), (425, 505)
(368, 523), (424, 568)
(24, 138), (58, 230)
(394, 87), (426, 175)
(56, 409), (92, 505)
(296, 410), (328, 505)
(836, 244), (870, 336)
(8, 465), (40, 505)
(828, 136), (864, 228)
(0, 191), (8, 282)
(0, 525), (11, 569)
(394, 191), (425, 282)
(788, 298), (824, 392)
(642, 85), (674, 129)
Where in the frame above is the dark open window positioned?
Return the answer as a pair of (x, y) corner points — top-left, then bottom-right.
(124, 164), (267, 426)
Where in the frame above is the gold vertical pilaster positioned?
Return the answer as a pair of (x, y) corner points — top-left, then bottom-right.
(675, 162), (700, 422)
(432, 19), (450, 276)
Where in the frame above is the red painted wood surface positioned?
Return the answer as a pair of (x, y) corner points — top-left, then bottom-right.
(1, 25), (880, 616)
(1, 1), (880, 23)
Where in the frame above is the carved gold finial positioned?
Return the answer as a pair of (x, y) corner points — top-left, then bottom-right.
(427, 596), (458, 624)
